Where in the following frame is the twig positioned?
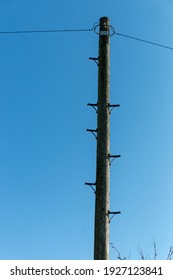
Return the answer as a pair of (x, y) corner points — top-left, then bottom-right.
(110, 242), (127, 260)
(153, 239), (157, 260)
(167, 246), (173, 260)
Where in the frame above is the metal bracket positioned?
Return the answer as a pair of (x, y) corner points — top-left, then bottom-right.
(86, 129), (98, 140)
(94, 24), (116, 37)
(108, 103), (120, 114)
(108, 210), (121, 223)
(108, 154), (121, 165)
(85, 182), (96, 194)
(89, 57), (99, 66)
(87, 103), (98, 113)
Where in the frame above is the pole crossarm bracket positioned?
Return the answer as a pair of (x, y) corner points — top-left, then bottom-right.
(108, 154), (121, 165)
(89, 57), (99, 66)
(85, 182), (96, 194)
(108, 210), (121, 223)
(87, 103), (98, 113)
(108, 103), (120, 114)
(86, 128), (98, 139)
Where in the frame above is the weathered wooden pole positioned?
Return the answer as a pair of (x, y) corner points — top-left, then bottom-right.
(94, 17), (110, 260)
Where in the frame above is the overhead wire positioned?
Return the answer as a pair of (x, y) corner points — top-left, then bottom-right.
(0, 24), (173, 51)
(115, 32), (173, 51)
(0, 23), (98, 35)
(0, 28), (94, 35)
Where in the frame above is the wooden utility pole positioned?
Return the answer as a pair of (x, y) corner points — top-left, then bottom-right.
(86, 16), (120, 260)
(94, 16), (111, 260)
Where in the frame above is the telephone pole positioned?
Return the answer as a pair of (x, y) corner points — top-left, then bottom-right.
(94, 17), (111, 260)
(86, 17), (120, 260)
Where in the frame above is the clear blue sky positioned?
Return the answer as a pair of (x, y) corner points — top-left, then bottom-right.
(0, 0), (173, 260)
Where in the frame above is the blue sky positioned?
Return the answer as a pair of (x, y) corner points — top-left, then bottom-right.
(0, 0), (173, 260)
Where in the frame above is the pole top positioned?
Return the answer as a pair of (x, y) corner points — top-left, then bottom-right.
(100, 17), (110, 25)
(99, 17), (110, 35)
(94, 17), (115, 36)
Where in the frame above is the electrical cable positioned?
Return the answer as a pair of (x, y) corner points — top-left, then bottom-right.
(0, 24), (173, 51)
(0, 28), (94, 35)
(116, 32), (173, 51)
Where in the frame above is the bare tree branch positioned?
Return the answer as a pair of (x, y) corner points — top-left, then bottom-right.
(111, 240), (172, 260)
(153, 239), (157, 260)
(138, 246), (146, 260)
(110, 242), (127, 260)
(167, 246), (173, 260)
